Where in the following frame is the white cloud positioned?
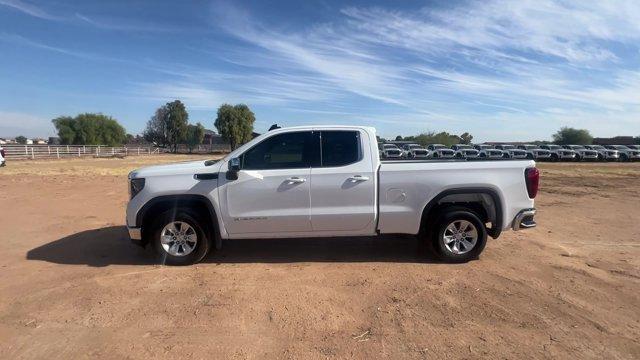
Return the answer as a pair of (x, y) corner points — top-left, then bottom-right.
(202, 0), (640, 140)
(0, 0), (60, 20)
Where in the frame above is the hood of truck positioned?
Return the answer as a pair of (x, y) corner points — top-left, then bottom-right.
(129, 160), (221, 178)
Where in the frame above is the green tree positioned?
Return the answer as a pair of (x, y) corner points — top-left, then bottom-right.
(51, 113), (126, 146)
(459, 132), (473, 144)
(405, 131), (460, 147)
(143, 105), (170, 147)
(165, 100), (189, 153)
(15, 135), (27, 144)
(185, 122), (205, 153)
(52, 116), (76, 144)
(214, 104), (255, 150)
(395, 135), (403, 141)
(552, 127), (593, 145)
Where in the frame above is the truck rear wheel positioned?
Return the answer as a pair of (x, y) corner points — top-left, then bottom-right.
(150, 208), (211, 265)
(431, 208), (487, 263)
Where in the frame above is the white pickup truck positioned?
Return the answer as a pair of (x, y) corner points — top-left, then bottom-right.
(126, 126), (538, 265)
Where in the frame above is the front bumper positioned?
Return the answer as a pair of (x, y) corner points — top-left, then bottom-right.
(558, 153), (576, 160)
(384, 153), (403, 158)
(512, 208), (536, 231)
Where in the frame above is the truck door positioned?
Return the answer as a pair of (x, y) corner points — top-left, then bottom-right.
(310, 130), (376, 233)
(219, 131), (318, 235)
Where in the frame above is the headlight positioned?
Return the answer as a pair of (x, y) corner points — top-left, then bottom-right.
(130, 178), (145, 199)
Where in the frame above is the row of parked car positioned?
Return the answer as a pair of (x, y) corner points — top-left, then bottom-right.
(378, 143), (640, 162)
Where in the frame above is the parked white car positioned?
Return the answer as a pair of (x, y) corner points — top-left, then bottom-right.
(426, 144), (455, 159)
(126, 126), (539, 265)
(494, 144), (527, 159)
(605, 145), (640, 162)
(401, 143), (430, 159)
(584, 145), (619, 161)
(562, 145), (598, 161)
(539, 145), (576, 161)
(0, 146), (5, 167)
(474, 144), (504, 159)
(517, 144), (552, 160)
(379, 143), (403, 159)
(450, 144), (480, 159)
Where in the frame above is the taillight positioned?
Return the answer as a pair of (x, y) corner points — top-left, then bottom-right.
(525, 167), (539, 199)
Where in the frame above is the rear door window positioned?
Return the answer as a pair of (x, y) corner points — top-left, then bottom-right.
(320, 131), (361, 167)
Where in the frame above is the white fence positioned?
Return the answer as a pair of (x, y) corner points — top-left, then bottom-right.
(2, 144), (161, 160)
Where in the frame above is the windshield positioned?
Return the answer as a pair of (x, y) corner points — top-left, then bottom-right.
(501, 145), (515, 149)
(590, 145), (604, 150)
(431, 145), (445, 149)
(547, 145), (561, 150)
(477, 145), (491, 149)
(456, 144), (472, 149)
(409, 145), (422, 149)
(570, 145), (584, 149)
(627, 145), (639, 150)
(383, 144), (397, 149)
(614, 145), (629, 150)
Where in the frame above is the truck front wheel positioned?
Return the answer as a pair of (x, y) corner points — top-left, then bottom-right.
(432, 209), (487, 263)
(150, 208), (211, 265)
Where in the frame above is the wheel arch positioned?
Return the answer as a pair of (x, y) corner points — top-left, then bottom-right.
(136, 195), (221, 247)
(420, 187), (504, 239)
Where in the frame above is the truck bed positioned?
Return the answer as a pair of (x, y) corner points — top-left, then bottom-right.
(376, 159), (535, 235)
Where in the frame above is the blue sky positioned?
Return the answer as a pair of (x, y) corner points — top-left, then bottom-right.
(1, 0), (639, 141)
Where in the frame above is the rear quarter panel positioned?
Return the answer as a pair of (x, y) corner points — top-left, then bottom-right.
(378, 160), (535, 234)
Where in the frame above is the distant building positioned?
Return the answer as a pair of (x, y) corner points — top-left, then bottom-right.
(203, 129), (224, 145)
(593, 136), (635, 145)
(25, 139), (33, 145)
(33, 138), (47, 145)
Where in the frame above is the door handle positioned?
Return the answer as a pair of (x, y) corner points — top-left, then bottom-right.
(286, 177), (307, 184)
(348, 175), (369, 182)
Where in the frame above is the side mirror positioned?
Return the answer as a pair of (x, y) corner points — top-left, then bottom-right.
(229, 157), (241, 172)
(227, 157), (241, 180)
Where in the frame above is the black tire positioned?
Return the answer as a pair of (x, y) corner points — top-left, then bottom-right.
(621, 154), (629, 162)
(150, 208), (211, 266)
(527, 153), (534, 160)
(431, 208), (487, 263)
(551, 154), (559, 162)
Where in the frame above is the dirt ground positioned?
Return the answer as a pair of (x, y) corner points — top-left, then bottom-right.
(0, 156), (639, 359)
